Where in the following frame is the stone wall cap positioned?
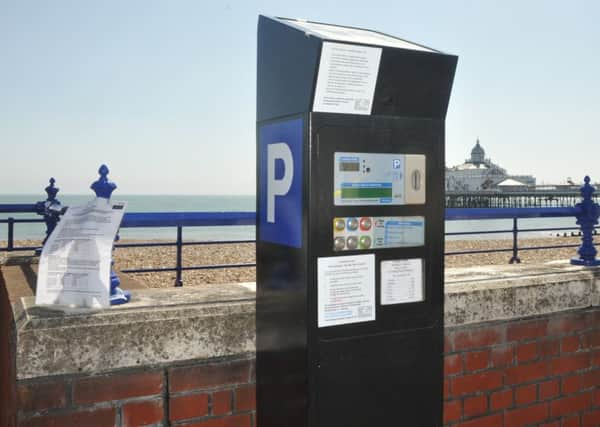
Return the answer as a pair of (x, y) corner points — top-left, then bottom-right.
(12, 283), (256, 379)
(445, 262), (598, 292)
(445, 261), (600, 327)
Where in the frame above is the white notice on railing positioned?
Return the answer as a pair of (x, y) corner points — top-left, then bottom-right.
(36, 198), (126, 308)
(313, 42), (382, 115)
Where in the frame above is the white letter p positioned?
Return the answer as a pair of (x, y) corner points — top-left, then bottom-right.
(267, 143), (294, 223)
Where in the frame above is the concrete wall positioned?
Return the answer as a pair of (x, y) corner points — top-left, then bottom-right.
(3, 261), (600, 427)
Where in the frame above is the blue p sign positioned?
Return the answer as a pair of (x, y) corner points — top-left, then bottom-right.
(258, 118), (303, 248)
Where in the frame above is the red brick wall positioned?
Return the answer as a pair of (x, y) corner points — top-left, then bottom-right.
(14, 308), (600, 426)
(1, 271), (17, 427)
(16, 356), (255, 427)
(444, 308), (600, 427)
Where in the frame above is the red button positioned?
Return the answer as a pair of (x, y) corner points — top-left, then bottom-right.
(360, 217), (372, 231)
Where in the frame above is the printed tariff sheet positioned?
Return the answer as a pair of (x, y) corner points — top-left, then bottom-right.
(381, 258), (424, 305)
(36, 198), (126, 308)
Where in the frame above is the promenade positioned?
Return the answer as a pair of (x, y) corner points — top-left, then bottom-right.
(1, 235), (585, 288)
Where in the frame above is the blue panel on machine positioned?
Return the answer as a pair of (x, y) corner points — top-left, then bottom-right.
(258, 118), (303, 248)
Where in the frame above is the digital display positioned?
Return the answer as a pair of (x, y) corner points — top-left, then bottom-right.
(341, 186), (392, 199)
(339, 162), (360, 172)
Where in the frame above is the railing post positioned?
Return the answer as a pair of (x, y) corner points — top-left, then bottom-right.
(571, 176), (600, 266)
(91, 164), (132, 304)
(7, 217), (14, 252)
(509, 217), (521, 264)
(175, 225), (183, 287)
(35, 178), (64, 254)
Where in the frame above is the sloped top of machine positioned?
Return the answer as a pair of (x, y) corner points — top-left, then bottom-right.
(257, 15), (457, 121)
(277, 17), (438, 53)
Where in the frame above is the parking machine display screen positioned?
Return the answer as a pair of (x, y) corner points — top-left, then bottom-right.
(334, 152), (426, 206)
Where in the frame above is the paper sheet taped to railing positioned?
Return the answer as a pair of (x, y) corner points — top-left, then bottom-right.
(36, 198), (126, 308)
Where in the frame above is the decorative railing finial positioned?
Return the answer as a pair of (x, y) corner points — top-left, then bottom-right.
(45, 177), (59, 201)
(88, 165), (130, 304)
(571, 176), (600, 266)
(91, 164), (117, 199)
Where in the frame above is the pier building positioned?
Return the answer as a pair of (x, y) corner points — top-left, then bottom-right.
(445, 139), (536, 191)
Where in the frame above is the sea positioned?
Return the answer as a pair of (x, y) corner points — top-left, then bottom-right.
(0, 194), (580, 242)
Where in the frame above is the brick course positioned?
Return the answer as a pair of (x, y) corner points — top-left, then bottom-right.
(444, 308), (600, 426)
(16, 356), (255, 427)
(14, 308), (600, 426)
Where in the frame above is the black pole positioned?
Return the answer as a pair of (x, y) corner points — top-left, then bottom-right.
(175, 225), (183, 286)
(7, 218), (14, 252)
(509, 217), (521, 264)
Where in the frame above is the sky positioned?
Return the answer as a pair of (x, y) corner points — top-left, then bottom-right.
(1, 0), (599, 195)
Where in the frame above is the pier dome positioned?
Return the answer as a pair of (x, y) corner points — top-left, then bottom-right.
(470, 139), (485, 164)
(445, 139), (536, 191)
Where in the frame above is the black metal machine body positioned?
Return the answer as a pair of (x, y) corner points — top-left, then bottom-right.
(256, 15), (457, 426)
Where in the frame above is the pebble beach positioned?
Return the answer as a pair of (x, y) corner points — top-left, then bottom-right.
(1, 236), (586, 288)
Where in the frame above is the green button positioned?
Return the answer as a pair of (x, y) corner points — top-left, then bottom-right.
(359, 236), (372, 249)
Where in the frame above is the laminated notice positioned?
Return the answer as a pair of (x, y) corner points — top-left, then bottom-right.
(313, 42), (381, 115)
(318, 254), (375, 327)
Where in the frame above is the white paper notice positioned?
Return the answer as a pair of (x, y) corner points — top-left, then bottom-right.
(381, 259), (424, 305)
(313, 42), (382, 115)
(35, 198), (126, 308)
(318, 254), (375, 327)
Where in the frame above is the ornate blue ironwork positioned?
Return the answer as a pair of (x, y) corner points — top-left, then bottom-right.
(91, 165), (130, 304)
(91, 164), (117, 199)
(571, 176), (600, 266)
(35, 178), (65, 253)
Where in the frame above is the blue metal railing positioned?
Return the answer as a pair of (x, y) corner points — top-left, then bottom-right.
(1, 205), (597, 285)
(119, 211), (255, 286)
(444, 207), (586, 264)
(4, 169), (597, 286)
(122, 211), (256, 227)
(0, 207), (257, 286)
(445, 207), (577, 220)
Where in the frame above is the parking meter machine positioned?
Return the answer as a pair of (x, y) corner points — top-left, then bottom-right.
(256, 16), (457, 427)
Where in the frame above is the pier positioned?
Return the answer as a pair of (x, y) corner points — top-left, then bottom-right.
(445, 190), (600, 208)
